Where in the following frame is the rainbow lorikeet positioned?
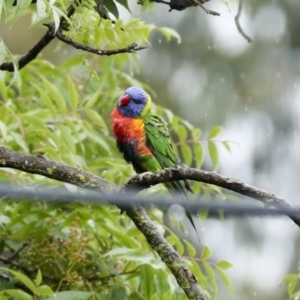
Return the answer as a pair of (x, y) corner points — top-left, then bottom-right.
(111, 86), (199, 238)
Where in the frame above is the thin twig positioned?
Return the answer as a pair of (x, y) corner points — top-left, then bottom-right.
(0, 256), (36, 276)
(1, 0), (144, 72)
(96, 0), (115, 23)
(235, 0), (253, 43)
(193, 0), (220, 16)
(0, 272), (12, 282)
(54, 29), (148, 56)
(0, 2), (79, 72)
(7, 242), (29, 260)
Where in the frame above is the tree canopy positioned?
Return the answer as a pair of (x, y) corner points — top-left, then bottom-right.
(0, 1), (299, 300)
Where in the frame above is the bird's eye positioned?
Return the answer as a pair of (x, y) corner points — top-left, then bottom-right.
(132, 98), (142, 104)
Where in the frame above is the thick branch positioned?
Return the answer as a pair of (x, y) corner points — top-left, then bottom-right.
(0, 29), (55, 72)
(148, 0), (219, 15)
(125, 167), (300, 227)
(0, 148), (118, 193)
(0, 147), (205, 300)
(149, 0), (200, 11)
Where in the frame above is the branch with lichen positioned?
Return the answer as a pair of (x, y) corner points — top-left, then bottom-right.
(125, 167), (300, 227)
(0, 147), (205, 300)
(0, 144), (299, 297)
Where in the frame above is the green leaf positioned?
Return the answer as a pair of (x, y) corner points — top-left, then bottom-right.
(177, 124), (188, 141)
(115, 0), (131, 11)
(103, 0), (119, 19)
(192, 128), (202, 140)
(14, 0), (29, 22)
(216, 260), (233, 270)
(0, 0), (4, 20)
(194, 142), (204, 168)
(200, 245), (211, 260)
(184, 240), (196, 257)
(0, 268), (36, 293)
(51, 5), (60, 33)
(281, 274), (299, 297)
(102, 247), (136, 257)
(34, 269), (42, 287)
(217, 267), (233, 293)
(39, 75), (67, 113)
(208, 126), (223, 139)
(0, 39), (6, 65)
(288, 278), (298, 297)
(158, 27), (181, 44)
(140, 264), (156, 299)
(5, 47), (19, 85)
(208, 141), (219, 170)
(190, 259), (208, 289)
(45, 291), (92, 300)
(36, 0), (48, 23)
(181, 144), (192, 166)
(203, 261), (216, 288)
(0, 289), (33, 300)
(36, 285), (54, 296)
(0, 215), (10, 226)
(31, 82), (56, 116)
(0, 120), (8, 139)
(166, 231), (184, 256)
(84, 108), (108, 129)
(281, 274), (299, 283)
(223, 141), (232, 153)
(66, 75), (79, 109)
(10, 132), (29, 151)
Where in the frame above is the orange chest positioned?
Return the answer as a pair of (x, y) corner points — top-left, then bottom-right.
(111, 108), (146, 142)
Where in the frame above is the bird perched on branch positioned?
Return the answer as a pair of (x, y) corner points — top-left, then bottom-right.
(111, 86), (199, 240)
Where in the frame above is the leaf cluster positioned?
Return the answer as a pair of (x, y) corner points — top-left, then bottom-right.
(0, 1), (234, 299)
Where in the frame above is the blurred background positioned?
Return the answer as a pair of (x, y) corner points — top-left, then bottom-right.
(1, 0), (300, 299)
(137, 1), (300, 299)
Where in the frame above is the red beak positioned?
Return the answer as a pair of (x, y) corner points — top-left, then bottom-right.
(119, 94), (130, 106)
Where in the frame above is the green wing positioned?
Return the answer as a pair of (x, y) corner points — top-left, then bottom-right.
(144, 114), (200, 242)
(144, 114), (192, 196)
(144, 114), (178, 168)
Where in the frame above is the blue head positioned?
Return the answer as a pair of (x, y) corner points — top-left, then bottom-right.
(116, 87), (151, 118)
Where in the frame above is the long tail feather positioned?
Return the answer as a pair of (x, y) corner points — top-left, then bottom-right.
(165, 181), (201, 244)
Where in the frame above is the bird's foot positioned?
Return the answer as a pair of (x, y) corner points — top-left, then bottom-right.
(137, 171), (153, 184)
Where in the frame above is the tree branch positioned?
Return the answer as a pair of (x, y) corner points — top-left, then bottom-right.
(235, 0), (252, 43)
(192, 0), (220, 16)
(54, 29), (148, 56)
(149, 0), (197, 11)
(0, 3), (78, 72)
(148, 0), (219, 15)
(0, 147), (205, 300)
(1, 1), (146, 72)
(0, 148), (118, 193)
(125, 167), (300, 227)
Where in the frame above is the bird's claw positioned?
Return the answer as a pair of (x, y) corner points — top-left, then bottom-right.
(137, 172), (153, 183)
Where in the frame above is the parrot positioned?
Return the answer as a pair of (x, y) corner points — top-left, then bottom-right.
(111, 86), (199, 240)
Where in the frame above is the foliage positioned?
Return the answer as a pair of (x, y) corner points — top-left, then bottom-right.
(280, 273), (300, 299)
(0, 0), (234, 299)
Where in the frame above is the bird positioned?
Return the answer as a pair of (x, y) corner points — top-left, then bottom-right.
(111, 86), (199, 240)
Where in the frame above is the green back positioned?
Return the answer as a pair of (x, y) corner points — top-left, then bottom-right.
(143, 114), (191, 197)
(144, 114), (179, 168)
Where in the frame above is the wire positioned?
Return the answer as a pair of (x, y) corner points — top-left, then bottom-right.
(0, 181), (299, 219)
